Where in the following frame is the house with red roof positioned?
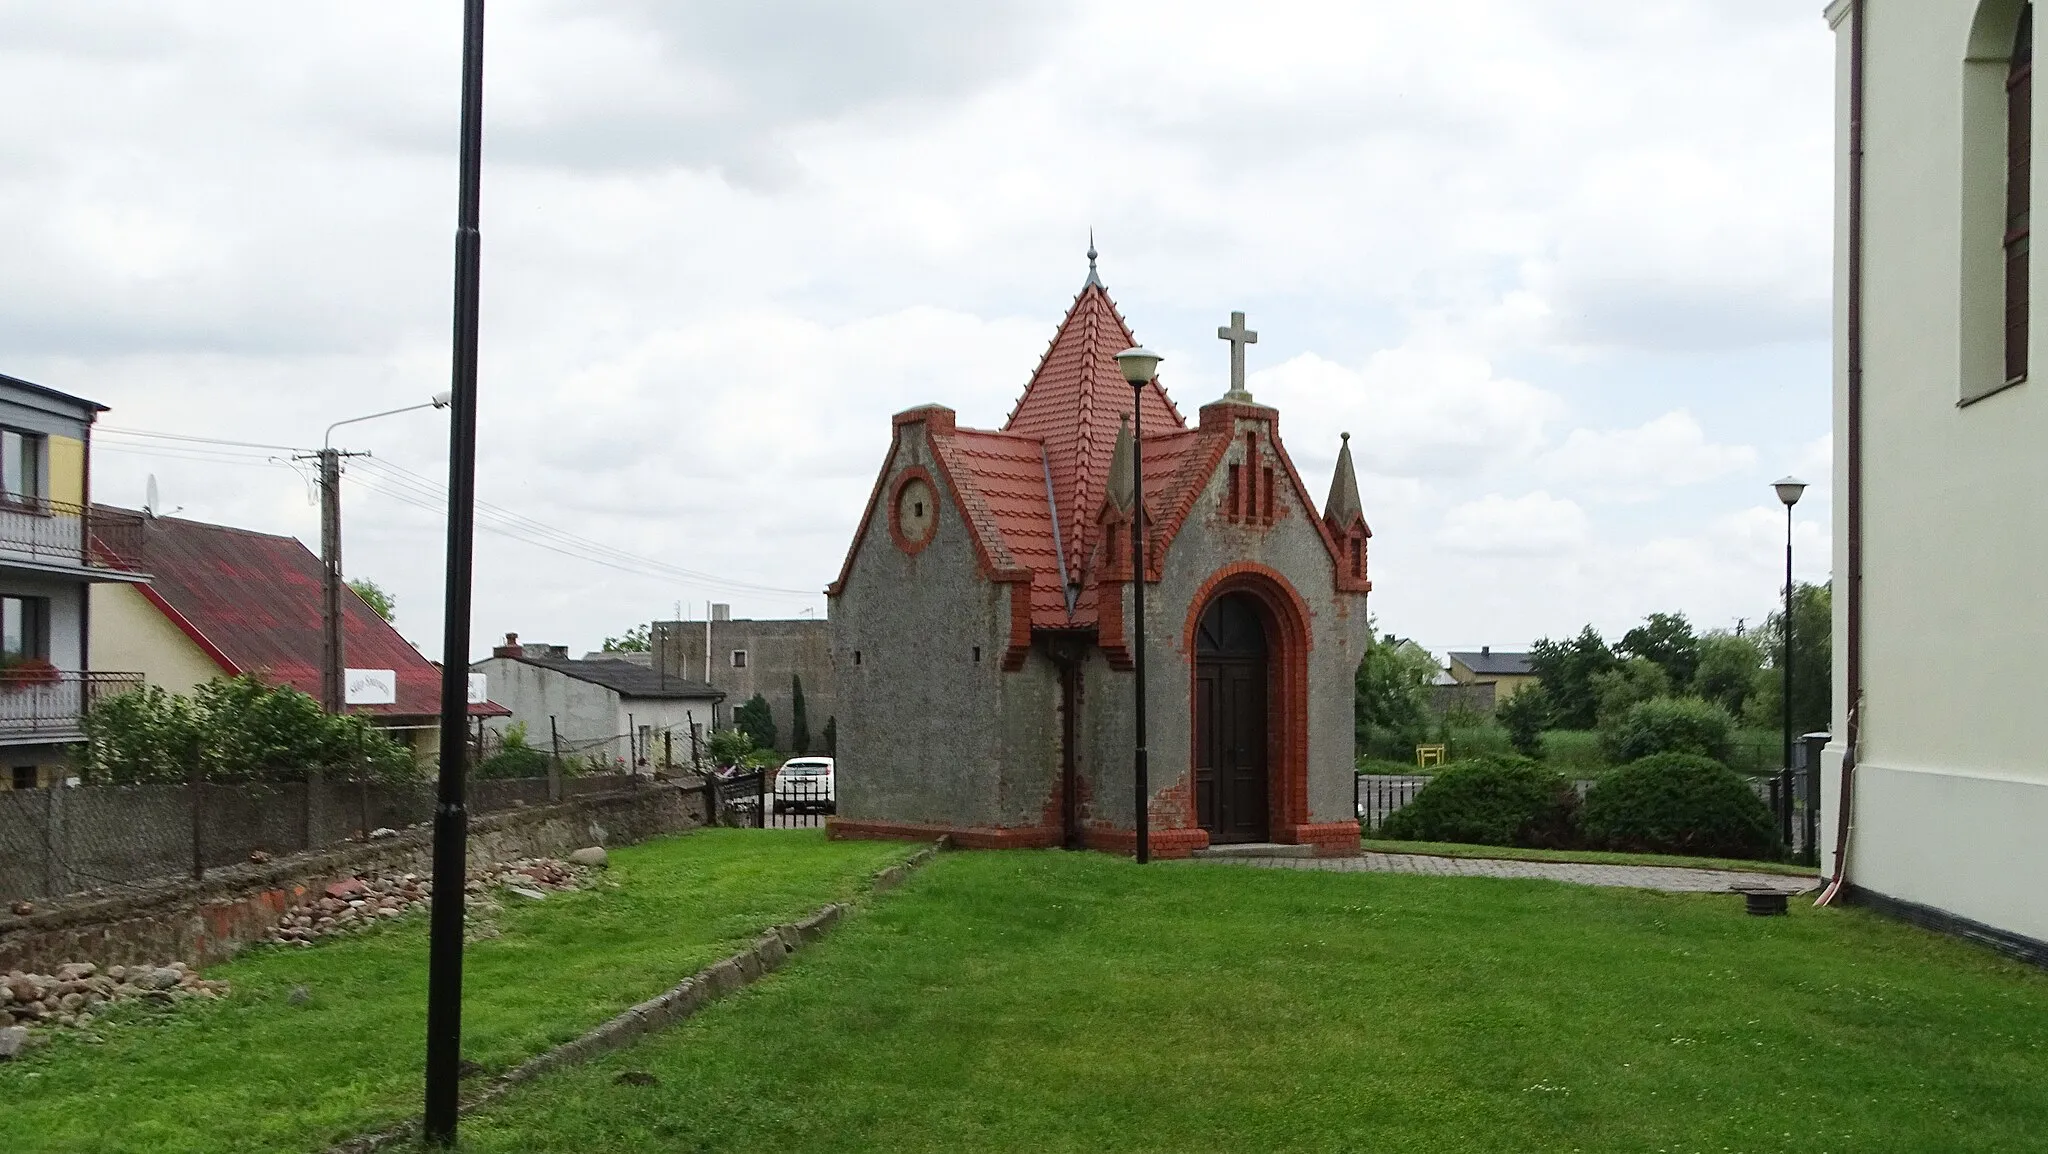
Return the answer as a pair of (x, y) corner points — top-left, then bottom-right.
(827, 250), (1372, 858)
(87, 510), (507, 762)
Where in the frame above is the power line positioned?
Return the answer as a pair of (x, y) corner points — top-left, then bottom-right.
(98, 427), (311, 454)
(97, 423), (823, 601)
(345, 458), (821, 598)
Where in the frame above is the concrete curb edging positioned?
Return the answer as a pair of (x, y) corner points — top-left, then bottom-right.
(326, 839), (944, 1153)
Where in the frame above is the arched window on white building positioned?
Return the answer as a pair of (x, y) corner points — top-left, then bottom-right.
(1964, 1), (2037, 402)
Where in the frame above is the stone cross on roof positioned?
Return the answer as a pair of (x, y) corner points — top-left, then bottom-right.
(1218, 310), (1258, 401)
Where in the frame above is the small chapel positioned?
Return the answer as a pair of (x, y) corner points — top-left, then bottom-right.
(826, 248), (1372, 858)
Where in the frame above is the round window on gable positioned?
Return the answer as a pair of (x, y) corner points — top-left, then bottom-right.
(891, 470), (939, 554)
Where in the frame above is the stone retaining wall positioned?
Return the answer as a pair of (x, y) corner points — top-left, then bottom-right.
(0, 783), (707, 973)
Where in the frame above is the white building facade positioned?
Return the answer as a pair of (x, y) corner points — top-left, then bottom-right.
(472, 636), (723, 772)
(1826, 0), (2048, 960)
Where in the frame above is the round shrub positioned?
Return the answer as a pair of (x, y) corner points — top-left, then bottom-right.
(1601, 697), (1734, 764)
(1579, 753), (1780, 859)
(1379, 756), (1578, 848)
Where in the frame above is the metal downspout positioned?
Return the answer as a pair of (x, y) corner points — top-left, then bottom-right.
(1820, 0), (1866, 906)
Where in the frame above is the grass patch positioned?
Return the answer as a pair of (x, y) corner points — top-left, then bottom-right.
(0, 829), (914, 1154)
(458, 849), (2048, 1153)
(1360, 837), (1817, 877)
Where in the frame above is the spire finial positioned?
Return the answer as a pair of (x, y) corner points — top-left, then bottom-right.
(1084, 229), (1101, 288)
(1341, 432), (1350, 443)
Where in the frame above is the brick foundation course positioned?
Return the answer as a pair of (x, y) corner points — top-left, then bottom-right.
(0, 784), (707, 974)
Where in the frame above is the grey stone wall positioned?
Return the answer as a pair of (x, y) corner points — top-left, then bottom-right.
(828, 421), (1053, 828)
(653, 618), (835, 751)
(0, 775), (659, 904)
(0, 783), (708, 972)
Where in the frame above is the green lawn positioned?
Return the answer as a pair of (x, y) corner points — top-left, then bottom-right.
(0, 830), (915, 1154)
(459, 849), (2048, 1153)
(1359, 836), (1818, 877)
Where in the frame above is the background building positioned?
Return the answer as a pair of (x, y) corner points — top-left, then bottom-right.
(473, 634), (722, 770)
(87, 510), (507, 761)
(0, 373), (147, 789)
(1444, 648), (1536, 706)
(653, 611), (835, 751)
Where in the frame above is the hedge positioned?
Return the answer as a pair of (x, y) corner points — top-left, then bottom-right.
(1379, 756), (1578, 849)
(1579, 753), (1781, 859)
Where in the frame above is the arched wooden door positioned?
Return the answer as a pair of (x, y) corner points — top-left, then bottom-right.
(1194, 592), (1269, 843)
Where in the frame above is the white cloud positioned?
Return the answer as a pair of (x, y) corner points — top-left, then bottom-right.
(1257, 344), (1564, 479)
(1539, 410), (1757, 500)
(0, 0), (1837, 655)
(1435, 492), (1589, 556)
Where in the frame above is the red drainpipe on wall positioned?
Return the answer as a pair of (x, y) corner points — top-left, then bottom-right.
(1819, 0), (1868, 907)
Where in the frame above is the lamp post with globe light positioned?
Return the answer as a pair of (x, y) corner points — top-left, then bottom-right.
(1116, 345), (1163, 864)
(1774, 476), (1807, 851)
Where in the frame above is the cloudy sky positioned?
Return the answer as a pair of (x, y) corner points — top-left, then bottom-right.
(1, 0), (1834, 661)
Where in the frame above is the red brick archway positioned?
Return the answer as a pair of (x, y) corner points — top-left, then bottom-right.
(1182, 563), (1314, 843)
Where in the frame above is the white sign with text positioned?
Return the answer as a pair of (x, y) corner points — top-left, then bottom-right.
(344, 668), (398, 706)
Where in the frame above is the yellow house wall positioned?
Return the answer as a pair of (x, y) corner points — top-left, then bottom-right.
(88, 583), (226, 695)
(1489, 674), (1537, 703)
(47, 435), (83, 506)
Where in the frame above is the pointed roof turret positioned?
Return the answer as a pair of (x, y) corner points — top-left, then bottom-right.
(1004, 247), (1185, 577)
(1107, 413), (1134, 510)
(1324, 432), (1366, 532)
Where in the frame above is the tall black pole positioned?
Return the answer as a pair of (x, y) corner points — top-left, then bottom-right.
(1130, 382), (1150, 865)
(425, 0), (485, 1144)
(1781, 501), (1795, 849)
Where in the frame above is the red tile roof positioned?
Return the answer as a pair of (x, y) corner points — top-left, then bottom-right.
(108, 509), (508, 719)
(1002, 281), (1185, 589)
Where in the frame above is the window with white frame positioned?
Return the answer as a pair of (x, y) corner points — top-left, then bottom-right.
(731, 649), (748, 669)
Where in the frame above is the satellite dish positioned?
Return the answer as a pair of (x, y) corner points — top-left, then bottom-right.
(145, 475), (159, 518)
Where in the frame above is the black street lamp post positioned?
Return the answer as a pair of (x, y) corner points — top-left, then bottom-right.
(1116, 346), (1163, 865)
(425, 0), (486, 1145)
(1774, 476), (1807, 855)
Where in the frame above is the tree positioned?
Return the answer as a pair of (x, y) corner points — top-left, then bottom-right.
(1745, 582), (1832, 735)
(707, 727), (773, 769)
(789, 674), (811, 755)
(1692, 630), (1764, 718)
(734, 693), (778, 752)
(1528, 626), (1616, 731)
(347, 579), (395, 622)
(1496, 683), (1551, 757)
(1589, 657), (1671, 728)
(1617, 612), (1700, 689)
(603, 623), (652, 653)
(1354, 622), (1438, 760)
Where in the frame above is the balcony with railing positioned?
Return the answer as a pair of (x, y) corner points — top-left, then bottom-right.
(0, 669), (144, 741)
(0, 499), (147, 576)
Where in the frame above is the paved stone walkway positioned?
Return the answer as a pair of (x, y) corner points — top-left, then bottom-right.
(1198, 851), (1818, 894)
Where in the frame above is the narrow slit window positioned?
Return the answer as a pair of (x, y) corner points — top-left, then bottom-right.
(1227, 463), (1241, 520)
(972, 646), (981, 663)
(1262, 466), (1276, 523)
(2009, 5), (2034, 382)
(1350, 536), (1363, 579)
